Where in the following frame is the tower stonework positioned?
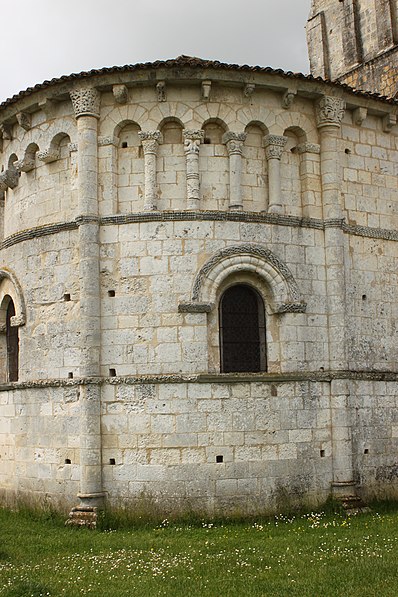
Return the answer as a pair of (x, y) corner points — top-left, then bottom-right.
(307, 0), (398, 97)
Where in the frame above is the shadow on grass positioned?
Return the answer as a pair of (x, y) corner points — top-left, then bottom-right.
(3, 580), (51, 597)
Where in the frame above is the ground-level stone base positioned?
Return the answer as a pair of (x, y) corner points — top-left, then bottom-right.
(1, 375), (398, 516)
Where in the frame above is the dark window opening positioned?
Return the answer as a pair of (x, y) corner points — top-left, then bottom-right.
(219, 284), (266, 373)
(6, 299), (19, 382)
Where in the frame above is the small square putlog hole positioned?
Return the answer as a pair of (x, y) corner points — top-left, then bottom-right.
(109, 368), (117, 377)
(108, 290), (116, 297)
(109, 458), (116, 465)
(320, 450), (325, 458)
(364, 448), (369, 454)
(216, 455), (224, 463)
(63, 293), (71, 302)
(65, 458), (71, 464)
(68, 372), (73, 379)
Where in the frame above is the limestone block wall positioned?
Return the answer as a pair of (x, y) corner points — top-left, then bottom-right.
(101, 379), (333, 513)
(0, 59), (398, 514)
(99, 220), (327, 376)
(0, 385), (80, 506)
(0, 230), (81, 382)
(352, 380), (398, 499)
(346, 235), (398, 370)
(341, 114), (398, 229)
(2, 378), (398, 511)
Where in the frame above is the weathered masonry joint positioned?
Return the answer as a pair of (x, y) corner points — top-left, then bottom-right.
(1, 52), (398, 518)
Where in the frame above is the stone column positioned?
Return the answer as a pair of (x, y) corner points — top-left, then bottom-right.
(183, 130), (204, 210)
(316, 96), (354, 497)
(264, 135), (287, 214)
(138, 131), (161, 211)
(223, 132), (246, 211)
(69, 88), (104, 516)
(296, 142), (321, 218)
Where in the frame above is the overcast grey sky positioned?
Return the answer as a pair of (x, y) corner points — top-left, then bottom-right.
(0, 0), (311, 102)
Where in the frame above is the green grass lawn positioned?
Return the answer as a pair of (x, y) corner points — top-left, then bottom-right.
(1, 504), (398, 596)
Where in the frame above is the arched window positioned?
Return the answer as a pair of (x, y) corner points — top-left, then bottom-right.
(219, 285), (266, 373)
(6, 298), (18, 381)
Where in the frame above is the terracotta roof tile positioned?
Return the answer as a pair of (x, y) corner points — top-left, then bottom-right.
(1, 55), (396, 110)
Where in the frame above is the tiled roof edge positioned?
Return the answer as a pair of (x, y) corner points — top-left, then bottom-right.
(1, 55), (396, 110)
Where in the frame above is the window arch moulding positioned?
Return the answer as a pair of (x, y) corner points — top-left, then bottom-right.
(0, 269), (26, 330)
(178, 244), (307, 314)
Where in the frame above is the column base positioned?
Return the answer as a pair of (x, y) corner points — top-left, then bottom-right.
(331, 483), (370, 514)
(229, 204), (243, 211)
(143, 204), (158, 212)
(331, 481), (356, 498)
(65, 492), (106, 528)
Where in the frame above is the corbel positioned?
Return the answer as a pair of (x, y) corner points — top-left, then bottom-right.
(0, 124), (12, 140)
(243, 83), (255, 99)
(156, 81), (166, 102)
(14, 155), (35, 173)
(113, 84), (128, 104)
(282, 89), (296, 110)
(0, 168), (19, 191)
(38, 98), (56, 119)
(382, 113), (396, 133)
(201, 80), (211, 101)
(16, 112), (31, 131)
(37, 148), (59, 163)
(352, 107), (367, 126)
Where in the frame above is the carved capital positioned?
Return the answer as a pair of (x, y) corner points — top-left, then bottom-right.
(70, 88), (100, 119)
(156, 81), (166, 102)
(353, 107), (367, 127)
(244, 83), (255, 98)
(183, 129), (204, 154)
(10, 314), (25, 327)
(282, 90), (296, 110)
(223, 132), (246, 155)
(16, 112), (31, 131)
(139, 130), (162, 154)
(201, 80), (211, 100)
(296, 142), (321, 155)
(316, 96), (345, 128)
(0, 168), (19, 191)
(68, 142), (78, 153)
(113, 84), (128, 104)
(14, 155), (35, 172)
(263, 135), (288, 160)
(37, 148), (59, 163)
(0, 124), (12, 140)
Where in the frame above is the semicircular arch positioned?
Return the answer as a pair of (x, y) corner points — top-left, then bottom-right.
(191, 244), (306, 313)
(0, 269), (26, 326)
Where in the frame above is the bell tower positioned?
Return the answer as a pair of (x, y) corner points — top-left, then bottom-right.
(307, 0), (398, 98)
